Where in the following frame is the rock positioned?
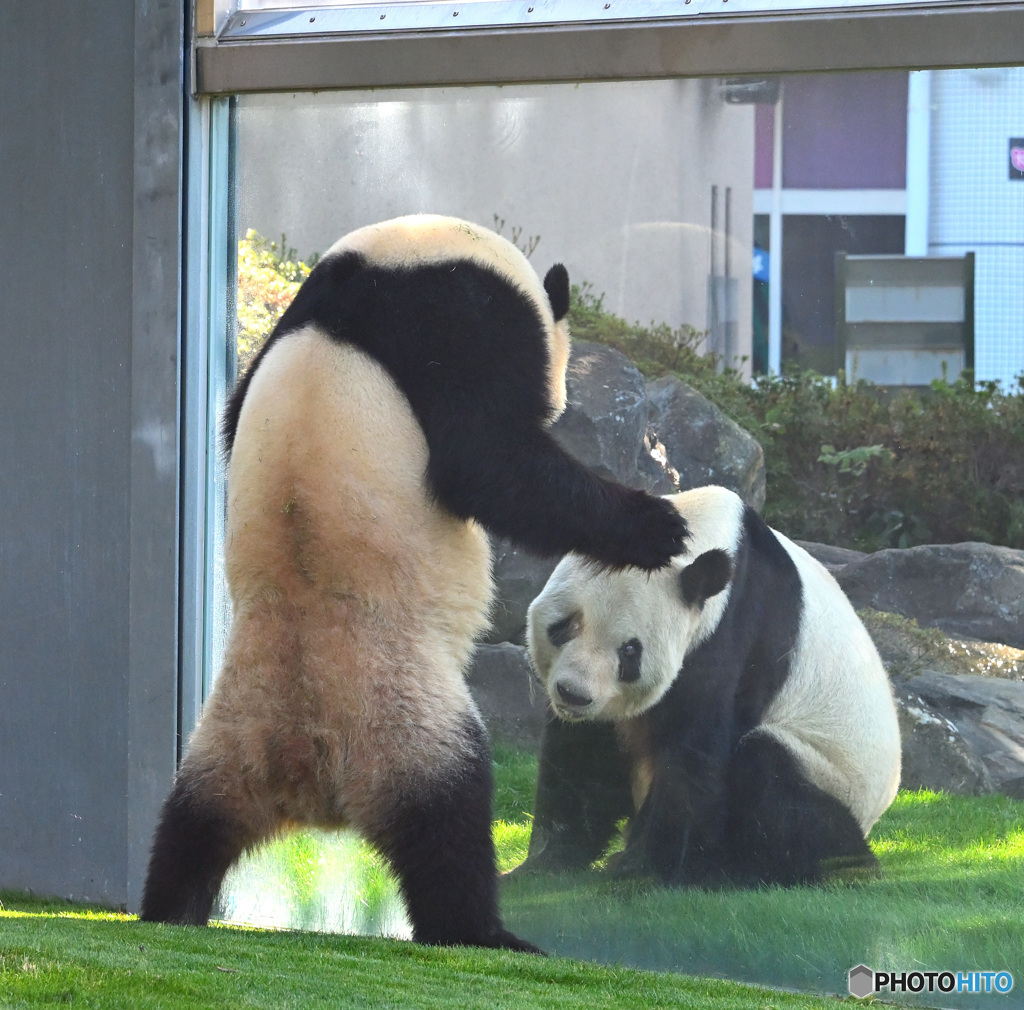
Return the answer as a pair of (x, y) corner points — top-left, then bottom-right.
(645, 374), (766, 510)
(859, 608), (1024, 682)
(904, 671), (1024, 798)
(794, 541), (867, 575)
(837, 542), (1024, 649)
(893, 686), (993, 796)
(485, 540), (559, 646)
(466, 643), (549, 747)
(549, 341), (658, 488)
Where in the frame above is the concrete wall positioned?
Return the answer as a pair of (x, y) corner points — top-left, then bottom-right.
(237, 79), (754, 368)
(0, 2), (182, 908)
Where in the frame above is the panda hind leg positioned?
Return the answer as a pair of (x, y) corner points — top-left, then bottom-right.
(369, 716), (542, 954)
(139, 770), (266, 926)
(722, 732), (878, 887)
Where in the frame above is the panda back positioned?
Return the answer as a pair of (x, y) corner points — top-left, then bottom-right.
(226, 325), (493, 658)
(759, 531), (901, 833)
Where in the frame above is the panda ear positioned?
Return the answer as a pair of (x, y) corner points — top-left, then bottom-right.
(543, 264), (570, 322)
(678, 549), (733, 607)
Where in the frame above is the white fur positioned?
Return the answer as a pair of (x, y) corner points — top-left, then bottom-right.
(526, 486), (901, 836)
(758, 531), (901, 833)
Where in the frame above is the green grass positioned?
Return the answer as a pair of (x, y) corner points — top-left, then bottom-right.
(3, 750), (1022, 1008)
(1, 902), (853, 1010)
(499, 785), (1024, 1008)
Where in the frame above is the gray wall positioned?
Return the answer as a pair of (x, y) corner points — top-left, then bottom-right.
(0, 2), (183, 908)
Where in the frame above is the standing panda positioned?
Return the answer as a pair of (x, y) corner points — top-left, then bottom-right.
(140, 215), (687, 952)
(523, 485), (901, 887)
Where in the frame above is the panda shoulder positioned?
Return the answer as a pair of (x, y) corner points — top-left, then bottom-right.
(327, 214), (552, 321)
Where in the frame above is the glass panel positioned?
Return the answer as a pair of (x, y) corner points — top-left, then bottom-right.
(207, 68), (1024, 1004)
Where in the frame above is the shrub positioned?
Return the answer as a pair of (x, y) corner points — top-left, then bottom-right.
(236, 230), (316, 372)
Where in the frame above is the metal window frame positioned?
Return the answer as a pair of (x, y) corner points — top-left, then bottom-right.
(194, 1), (1024, 95)
(180, 96), (237, 745)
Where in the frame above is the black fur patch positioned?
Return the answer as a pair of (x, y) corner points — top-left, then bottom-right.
(371, 716), (542, 953)
(222, 248), (688, 570)
(678, 549), (733, 607)
(721, 732), (877, 886)
(616, 638), (643, 683)
(543, 263), (570, 321)
(547, 611), (583, 647)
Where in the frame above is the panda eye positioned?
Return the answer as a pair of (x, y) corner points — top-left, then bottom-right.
(617, 638), (643, 683)
(547, 611), (583, 648)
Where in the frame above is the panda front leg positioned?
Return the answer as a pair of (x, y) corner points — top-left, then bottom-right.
(612, 738), (733, 886)
(611, 771), (716, 885)
(369, 714), (543, 954)
(518, 718), (632, 874)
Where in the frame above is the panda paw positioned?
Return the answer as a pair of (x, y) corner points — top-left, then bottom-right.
(481, 929), (547, 955)
(598, 490), (689, 571)
(604, 846), (655, 881)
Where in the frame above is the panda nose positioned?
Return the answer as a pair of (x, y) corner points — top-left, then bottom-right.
(556, 680), (592, 709)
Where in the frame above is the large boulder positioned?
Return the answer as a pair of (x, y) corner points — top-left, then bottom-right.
(646, 374), (766, 511)
(837, 542), (1024, 649)
(858, 608), (1024, 683)
(893, 685), (993, 796)
(903, 671), (1024, 798)
(794, 541), (866, 575)
(548, 341), (664, 489)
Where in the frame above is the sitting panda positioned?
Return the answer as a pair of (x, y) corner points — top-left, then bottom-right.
(523, 485), (901, 888)
(140, 215), (687, 952)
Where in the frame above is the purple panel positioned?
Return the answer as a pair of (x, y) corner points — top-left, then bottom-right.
(755, 103), (774, 188)
(782, 72), (908, 190)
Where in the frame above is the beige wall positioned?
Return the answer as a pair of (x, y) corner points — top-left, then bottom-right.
(238, 78), (754, 371)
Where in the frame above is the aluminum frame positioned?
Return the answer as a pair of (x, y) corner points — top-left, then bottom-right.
(195, 1), (1024, 95)
(180, 96), (237, 748)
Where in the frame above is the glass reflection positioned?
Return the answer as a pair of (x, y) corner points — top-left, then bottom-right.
(211, 70), (1024, 1007)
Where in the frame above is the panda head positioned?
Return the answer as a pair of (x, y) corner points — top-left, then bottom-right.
(325, 214), (572, 422)
(527, 544), (734, 722)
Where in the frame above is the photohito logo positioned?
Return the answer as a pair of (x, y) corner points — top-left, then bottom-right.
(849, 964), (1014, 998)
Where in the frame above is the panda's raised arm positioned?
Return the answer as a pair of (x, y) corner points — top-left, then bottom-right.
(425, 413), (687, 570)
(226, 239), (687, 569)
(324, 250), (687, 569)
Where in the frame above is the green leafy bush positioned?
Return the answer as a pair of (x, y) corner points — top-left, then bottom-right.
(568, 285), (1024, 551)
(236, 230), (316, 372)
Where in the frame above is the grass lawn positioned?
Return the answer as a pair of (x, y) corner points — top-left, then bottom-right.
(1, 900), (864, 1010)
(3, 746), (1022, 1009)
